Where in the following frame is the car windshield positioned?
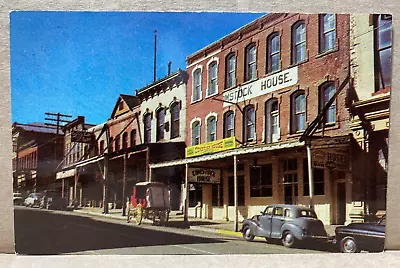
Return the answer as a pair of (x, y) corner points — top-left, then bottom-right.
(298, 209), (317, 218)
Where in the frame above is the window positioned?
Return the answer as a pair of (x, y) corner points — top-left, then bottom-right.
(108, 137), (113, 153)
(192, 121), (201, 145)
(225, 53), (236, 88)
(189, 184), (203, 207)
(303, 158), (325, 196)
(114, 136), (120, 151)
(192, 69), (202, 102)
(122, 132), (128, 149)
(244, 105), (256, 142)
(292, 22), (307, 64)
(212, 183), (224, 207)
(375, 14), (392, 91)
(267, 33), (280, 73)
(265, 99), (280, 143)
(207, 116), (217, 142)
(156, 108), (165, 141)
(130, 129), (136, 147)
(223, 111), (235, 138)
(250, 164), (273, 197)
(144, 114), (152, 144)
(170, 102), (180, 139)
(291, 92), (306, 133)
(320, 83), (336, 124)
(282, 159), (298, 205)
(274, 207), (284, 216)
(228, 175), (245, 206)
(245, 44), (257, 81)
(320, 14), (336, 53)
(208, 62), (218, 96)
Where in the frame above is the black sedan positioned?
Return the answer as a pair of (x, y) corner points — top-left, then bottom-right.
(334, 216), (385, 253)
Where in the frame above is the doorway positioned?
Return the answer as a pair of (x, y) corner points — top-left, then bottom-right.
(337, 182), (346, 225)
(228, 175), (245, 206)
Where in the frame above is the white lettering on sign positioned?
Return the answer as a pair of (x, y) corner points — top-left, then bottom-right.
(223, 66), (298, 107)
(188, 168), (221, 184)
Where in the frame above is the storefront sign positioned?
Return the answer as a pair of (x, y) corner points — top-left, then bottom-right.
(222, 66), (298, 107)
(71, 131), (94, 143)
(188, 168), (221, 184)
(312, 149), (349, 171)
(185, 136), (236, 158)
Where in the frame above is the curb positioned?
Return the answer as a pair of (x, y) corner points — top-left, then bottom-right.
(189, 226), (243, 238)
(73, 209), (126, 221)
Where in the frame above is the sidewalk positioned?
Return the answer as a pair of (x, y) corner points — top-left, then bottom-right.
(72, 207), (339, 238)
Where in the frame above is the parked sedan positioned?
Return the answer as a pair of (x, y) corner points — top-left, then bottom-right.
(24, 193), (43, 207)
(241, 204), (328, 248)
(334, 216), (385, 253)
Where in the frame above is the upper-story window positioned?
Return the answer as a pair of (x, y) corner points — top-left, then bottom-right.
(156, 108), (165, 141)
(192, 121), (201, 145)
(267, 33), (280, 73)
(265, 99), (280, 143)
(223, 111), (234, 138)
(244, 105), (256, 142)
(245, 43), (257, 82)
(108, 137), (113, 153)
(319, 14), (336, 53)
(130, 129), (136, 147)
(122, 132), (128, 149)
(320, 83), (336, 125)
(225, 53), (236, 89)
(144, 113), (152, 144)
(170, 102), (180, 139)
(207, 116), (217, 142)
(192, 68), (202, 102)
(292, 21), (307, 64)
(375, 14), (392, 92)
(291, 91), (306, 133)
(114, 136), (120, 151)
(208, 62), (218, 96)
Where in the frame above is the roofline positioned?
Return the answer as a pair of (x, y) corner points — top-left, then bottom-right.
(136, 69), (185, 95)
(186, 13), (285, 62)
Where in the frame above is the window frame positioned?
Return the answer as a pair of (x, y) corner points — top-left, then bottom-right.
(225, 53), (236, 89)
(170, 102), (180, 139)
(265, 98), (280, 143)
(374, 14), (392, 92)
(191, 120), (201, 145)
(156, 108), (165, 141)
(192, 68), (202, 102)
(319, 14), (337, 53)
(130, 129), (136, 147)
(250, 163), (273, 197)
(207, 61), (218, 97)
(206, 115), (217, 142)
(223, 111), (235, 138)
(319, 82), (337, 125)
(292, 21), (307, 65)
(291, 91), (306, 133)
(143, 113), (152, 144)
(267, 32), (280, 74)
(243, 104), (256, 142)
(245, 43), (257, 82)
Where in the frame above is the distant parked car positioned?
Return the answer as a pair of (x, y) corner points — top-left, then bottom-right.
(13, 192), (24, 206)
(334, 215), (385, 253)
(39, 190), (67, 210)
(241, 204), (328, 248)
(24, 193), (43, 207)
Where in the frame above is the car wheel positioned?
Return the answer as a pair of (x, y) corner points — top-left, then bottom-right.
(282, 231), (296, 248)
(242, 226), (255, 242)
(340, 236), (361, 253)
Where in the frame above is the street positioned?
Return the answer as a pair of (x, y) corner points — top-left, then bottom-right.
(14, 206), (334, 255)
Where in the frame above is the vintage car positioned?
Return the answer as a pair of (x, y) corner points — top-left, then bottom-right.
(334, 215), (385, 253)
(13, 192), (24, 206)
(39, 190), (67, 210)
(24, 193), (43, 207)
(241, 204), (328, 248)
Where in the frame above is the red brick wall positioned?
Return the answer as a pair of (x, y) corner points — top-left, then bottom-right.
(186, 13), (351, 146)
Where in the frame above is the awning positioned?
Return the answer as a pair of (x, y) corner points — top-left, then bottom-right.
(56, 168), (75, 180)
(150, 140), (305, 169)
(56, 155), (105, 179)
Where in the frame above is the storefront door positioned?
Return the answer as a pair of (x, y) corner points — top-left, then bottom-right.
(337, 182), (346, 225)
(228, 175), (245, 206)
(283, 174), (298, 205)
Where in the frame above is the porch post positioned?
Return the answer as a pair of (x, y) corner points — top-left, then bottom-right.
(103, 154), (109, 214)
(306, 141), (314, 208)
(122, 153), (127, 216)
(61, 178), (65, 198)
(184, 163), (189, 222)
(234, 155), (238, 232)
(149, 167), (153, 182)
(146, 148), (150, 182)
(74, 167), (78, 200)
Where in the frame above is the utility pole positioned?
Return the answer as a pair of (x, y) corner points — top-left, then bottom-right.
(154, 30), (157, 82)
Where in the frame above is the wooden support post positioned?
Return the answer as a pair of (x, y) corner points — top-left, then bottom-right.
(307, 142), (314, 209)
(146, 148), (150, 182)
(122, 153), (127, 216)
(184, 163), (189, 222)
(234, 155), (238, 232)
(74, 168), (78, 200)
(103, 154), (109, 214)
(61, 178), (65, 198)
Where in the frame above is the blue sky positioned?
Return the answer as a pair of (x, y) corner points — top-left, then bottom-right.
(10, 11), (265, 125)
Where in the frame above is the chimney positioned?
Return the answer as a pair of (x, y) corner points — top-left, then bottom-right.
(168, 61), (172, 75)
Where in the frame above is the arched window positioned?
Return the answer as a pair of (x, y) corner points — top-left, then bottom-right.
(207, 116), (217, 142)
(319, 14), (336, 53)
(143, 114), (152, 144)
(130, 129), (136, 147)
(192, 68), (202, 102)
(292, 21), (307, 64)
(208, 61), (218, 96)
(375, 14), (392, 91)
(156, 108), (165, 141)
(244, 105), (256, 142)
(114, 136), (120, 151)
(225, 53), (236, 89)
(291, 92), (306, 133)
(108, 137), (113, 153)
(267, 33), (280, 73)
(192, 121), (201, 145)
(223, 111), (235, 138)
(265, 99), (280, 143)
(170, 102), (180, 139)
(320, 83), (336, 124)
(122, 132), (128, 149)
(245, 43), (257, 82)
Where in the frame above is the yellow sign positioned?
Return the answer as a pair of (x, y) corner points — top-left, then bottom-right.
(185, 137), (236, 158)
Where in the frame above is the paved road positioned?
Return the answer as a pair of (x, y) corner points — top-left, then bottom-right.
(14, 206), (335, 255)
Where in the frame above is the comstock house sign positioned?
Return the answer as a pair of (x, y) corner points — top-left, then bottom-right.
(185, 136), (236, 158)
(188, 168), (221, 184)
(222, 66), (298, 107)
